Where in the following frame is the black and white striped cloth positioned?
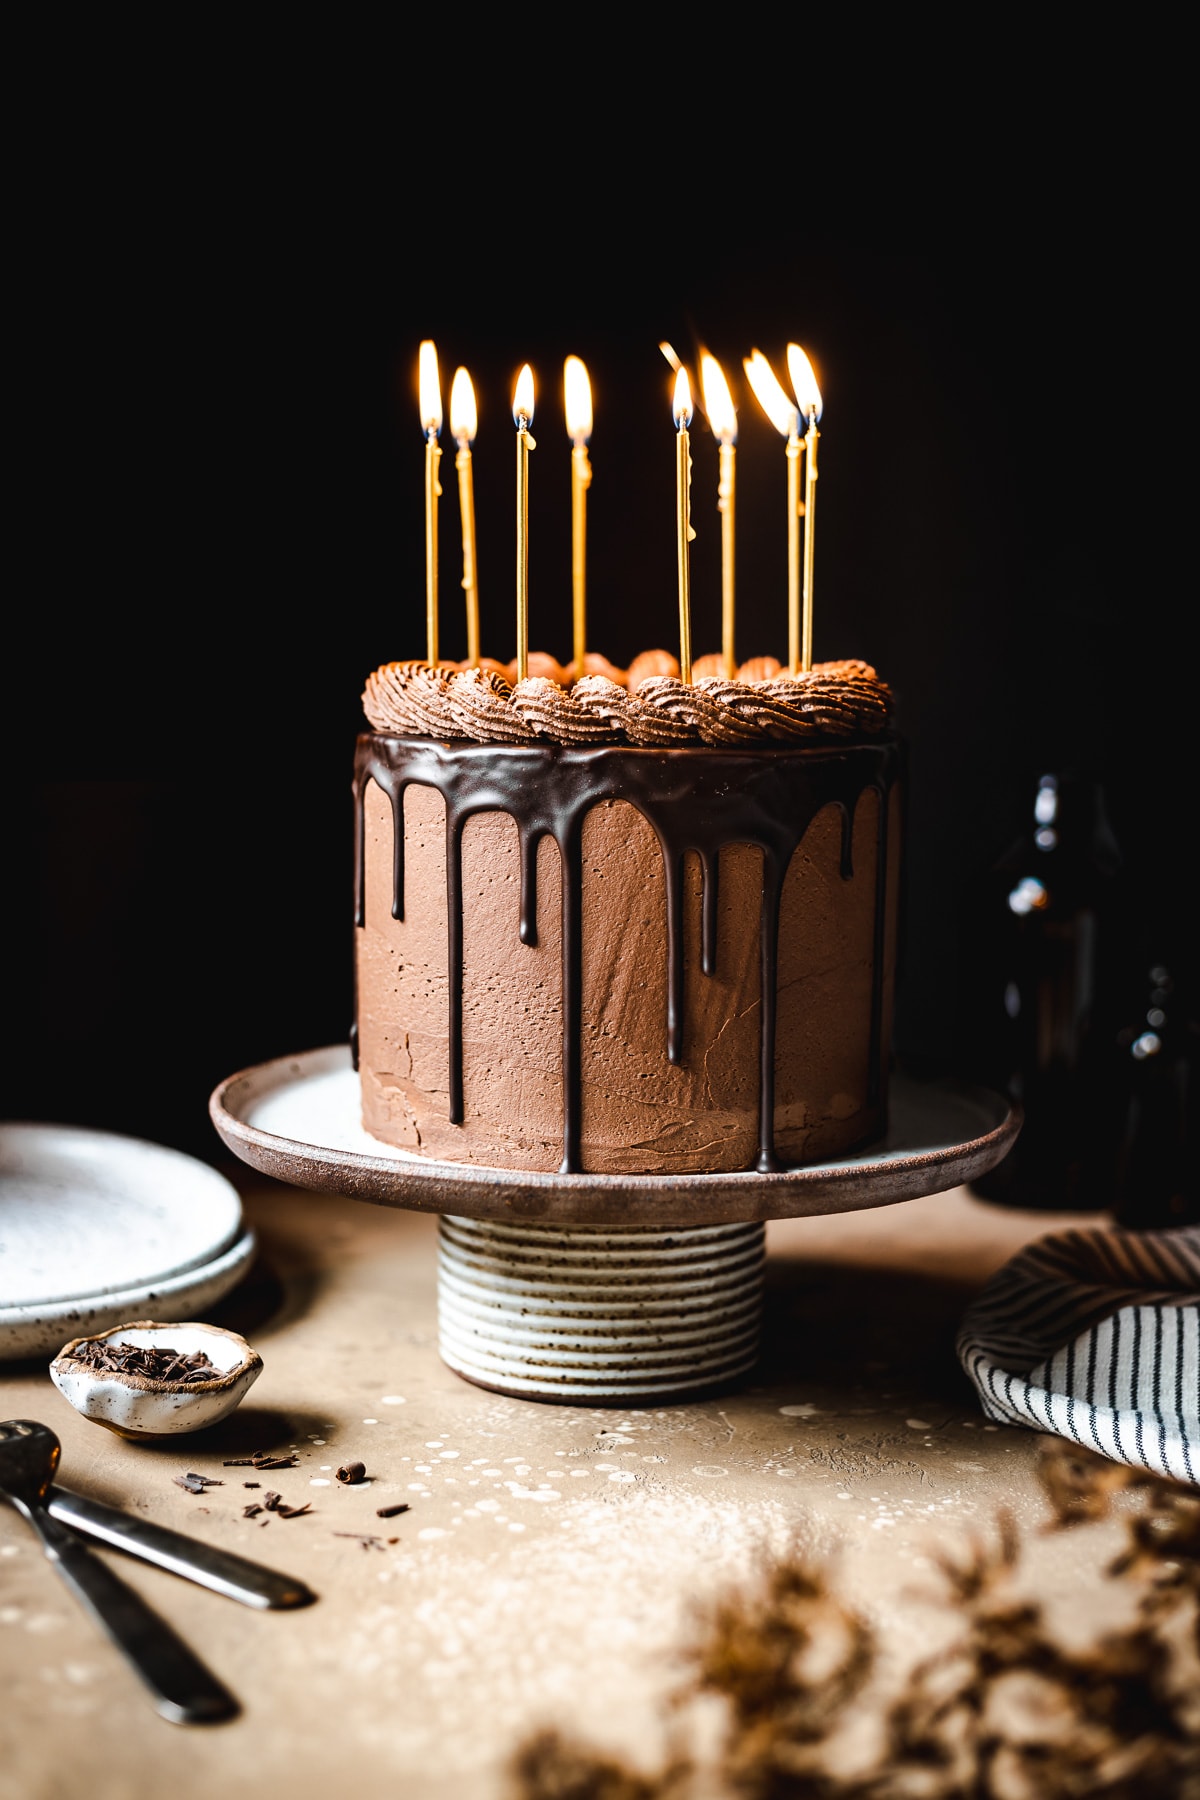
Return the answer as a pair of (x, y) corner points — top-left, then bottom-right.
(956, 1225), (1199, 1486)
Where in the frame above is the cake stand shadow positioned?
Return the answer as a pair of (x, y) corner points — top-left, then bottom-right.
(210, 1046), (1020, 1406)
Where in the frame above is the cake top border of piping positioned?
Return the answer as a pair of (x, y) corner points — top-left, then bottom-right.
(362, 654), (894, 748)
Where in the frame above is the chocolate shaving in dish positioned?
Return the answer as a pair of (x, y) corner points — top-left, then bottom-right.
(375, 1503), (410, 1518)
(173, 1473), (223, 1494)
(69, 1339), (222, 1383)
(336, 1461), (366, 1484)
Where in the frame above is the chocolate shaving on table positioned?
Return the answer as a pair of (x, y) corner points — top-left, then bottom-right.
(174, 1472), (223, 1494)
(222, 1451), (298, 1469)
(336, 1461), (366, 1484)
(333, 1532), (385, 1551)
(362, 656), (894, 747)
(68, 1339), (222, 1383)
(242, 1504), (263, 1518)
(375, 1503), (411, 1518)
(261, 1491), (310, 1519)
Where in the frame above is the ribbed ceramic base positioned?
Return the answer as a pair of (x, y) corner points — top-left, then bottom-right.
(436, 1215), (765, 1401)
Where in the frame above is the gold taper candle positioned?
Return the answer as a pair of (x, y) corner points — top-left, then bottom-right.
(744, 348), (804, 675)
(512, 364), (536, 684)
(673, 366), (695, 685)
(418, 341), (443, 665)
(787, 432), (803, 673)
(450, 367), (480, 667)
(700, 352), (738, 677)
(564, 355), (592, 678)
(787, 344), (823, 675)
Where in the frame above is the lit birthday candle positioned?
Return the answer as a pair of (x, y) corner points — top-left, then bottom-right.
(418, 340), (443, 665)
(787, 343), (823, 675)
(564, 355), (592, 679)
(449, 367), (480, 668)
(512, 364), (536, 683)
(744, 348), (803, 675)
(700, 351), (738, 677)
(674, 365), (695, 685)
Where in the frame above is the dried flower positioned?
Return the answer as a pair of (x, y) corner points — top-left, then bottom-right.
(507, 1442), (1200, 1800)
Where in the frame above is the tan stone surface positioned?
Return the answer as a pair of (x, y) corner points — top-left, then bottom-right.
(1, 1177), (1118, 1800)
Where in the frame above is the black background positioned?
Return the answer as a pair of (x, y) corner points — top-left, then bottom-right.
(4, 71), (1189, 1169)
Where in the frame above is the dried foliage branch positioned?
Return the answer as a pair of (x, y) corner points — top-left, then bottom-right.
(509, 1441), (1200, 1800)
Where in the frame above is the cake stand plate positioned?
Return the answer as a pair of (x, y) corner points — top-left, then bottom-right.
(210, 1046), (1019, 1404)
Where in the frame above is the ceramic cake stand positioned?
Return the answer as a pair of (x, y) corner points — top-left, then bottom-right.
(210, 1045), (1019, 1406)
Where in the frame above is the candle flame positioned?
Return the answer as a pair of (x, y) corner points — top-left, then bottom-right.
(743, 348), (798, 438)
(512, 363), (535, 426)
(786, 343), (823, 421)
(564, 355), (593, 443)
(673, 365), (693, 429)
(419, 340), (442, 436)
(449, 367), (477, 443)
(700, 351), (737, 443)
(659, 340), (683, 373)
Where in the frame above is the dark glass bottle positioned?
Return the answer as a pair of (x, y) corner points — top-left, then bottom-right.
(960, 770), (1128, 1210)
(1108, 961), (1200, 1229)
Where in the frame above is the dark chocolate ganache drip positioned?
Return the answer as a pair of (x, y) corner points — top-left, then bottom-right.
(353, 736), (902, 1175)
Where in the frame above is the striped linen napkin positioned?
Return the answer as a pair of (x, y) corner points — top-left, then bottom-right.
(956, 1224), (1199, 1486)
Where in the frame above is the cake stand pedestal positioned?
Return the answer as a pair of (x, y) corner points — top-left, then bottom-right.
(210, 1046), (1019, 1405)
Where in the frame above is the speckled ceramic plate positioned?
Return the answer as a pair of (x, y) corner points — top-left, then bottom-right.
(0, 1122), (245, 1308)
(0, 1227), (257, 1361)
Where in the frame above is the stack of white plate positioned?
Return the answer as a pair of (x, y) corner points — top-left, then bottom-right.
(0, 1124), (255, 1360)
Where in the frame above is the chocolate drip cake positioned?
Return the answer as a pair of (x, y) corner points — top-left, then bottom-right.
(352, 654), (903, 1177)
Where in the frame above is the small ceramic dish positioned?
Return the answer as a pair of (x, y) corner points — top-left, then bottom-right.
(49, 1320), (263, 1440)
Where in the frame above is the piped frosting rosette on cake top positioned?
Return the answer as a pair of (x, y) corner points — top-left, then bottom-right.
(361, 653), (894, 748)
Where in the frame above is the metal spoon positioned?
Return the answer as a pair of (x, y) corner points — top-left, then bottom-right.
(0, 1419), (238, 1724)
(46, 1483), (316, 1610)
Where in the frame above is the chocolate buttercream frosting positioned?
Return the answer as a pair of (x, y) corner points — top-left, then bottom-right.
(361, 655), (894, 747)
